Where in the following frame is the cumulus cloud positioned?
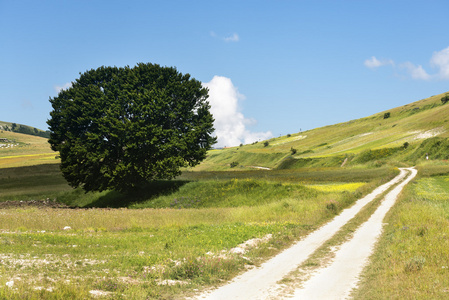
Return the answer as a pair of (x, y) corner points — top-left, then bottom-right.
(203, 76), (273, 148)
(365, 46), (449, 80)
(400, 62), (431, 80)
(53, 82), (72, 93)
(430, 46), (449, 79)
(364, 56), (394, 68)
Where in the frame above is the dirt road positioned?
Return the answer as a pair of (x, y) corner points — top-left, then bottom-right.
(196, 168), (416, 299)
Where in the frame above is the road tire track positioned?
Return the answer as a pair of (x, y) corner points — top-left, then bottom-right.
(291, 167), (417, 299)
(196, 168), (415, 300)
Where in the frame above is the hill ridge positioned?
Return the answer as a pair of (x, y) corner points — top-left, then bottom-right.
(0, 121), (50, 139)
(195, 91), (449, 171)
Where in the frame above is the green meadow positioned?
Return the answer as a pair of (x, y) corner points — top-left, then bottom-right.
(0, 163), (393, 299)
(1, 91), (449, 298)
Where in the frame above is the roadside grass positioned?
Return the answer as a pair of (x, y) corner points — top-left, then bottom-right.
(0, 190), (367, 299)
(353, 164), (449, 299)
(276, 170), (400, 294)
(0, 165), (395, 299)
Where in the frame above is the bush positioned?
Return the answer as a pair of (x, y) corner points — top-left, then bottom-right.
(383, 112), (391, 119)
(264, 141), (269, 147)
(230, 161), (239, 168)
(404, 256), (425, 272)
(354, 147), (399, 163)
(407, 137), (449, 161)
(441, 94), (449, 104)
(290, 147), (297, 155)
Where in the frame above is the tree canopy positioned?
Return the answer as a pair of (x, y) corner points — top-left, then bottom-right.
(48, 63), (216, 192)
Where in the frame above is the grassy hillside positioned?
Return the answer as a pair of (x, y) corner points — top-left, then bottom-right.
(0, 129), (58, 168)
(0, 121), (50, 138)
(197, 91), (449, 170)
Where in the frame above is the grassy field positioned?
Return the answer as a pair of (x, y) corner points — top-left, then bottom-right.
(0, 163), (396, 299)
(1, 92), (449, 298)
(0, 131), (58, 168)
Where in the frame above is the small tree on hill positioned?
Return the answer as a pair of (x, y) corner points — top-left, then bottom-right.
(441, 94), (449, 105)
(47, 63), (216, 193)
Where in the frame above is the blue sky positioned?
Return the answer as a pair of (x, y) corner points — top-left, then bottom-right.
(1, 0), (449, 147)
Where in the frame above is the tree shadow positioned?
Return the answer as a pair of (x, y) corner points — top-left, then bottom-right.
(83, 180), (191, 208)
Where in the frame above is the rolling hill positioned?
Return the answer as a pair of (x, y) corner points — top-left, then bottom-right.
(0, 121), (50, 138)
(194, 91), (449, 171)
(0, 123), (57, 168)
(2, 91), (449, 171)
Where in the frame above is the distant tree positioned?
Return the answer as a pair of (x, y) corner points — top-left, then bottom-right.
(383, 112), (391, 119)
(17, 125), (33, 135)
(441, 94), (449, 105)
(47, 63), (216, 192)
(230, 161), (239, 168)
(264, 141), (269, 147)
(403, 142), (410, 149)
(11, 123), (17, 130)
(290, 147), (297, 155)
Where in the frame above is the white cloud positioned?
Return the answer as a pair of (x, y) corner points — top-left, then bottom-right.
(210, 31), (240, 43)
(53, 82), (72, 93)
(364, 46), (449, 80)
(430, 46), (449, 79)
(203, 76), (273, 148)
(400, 62), (431, 80)
(364, 56), (394, 68)
(223, 33), (239, 42)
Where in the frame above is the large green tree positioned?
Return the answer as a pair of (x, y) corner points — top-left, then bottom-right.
(48, 63), (216, 192)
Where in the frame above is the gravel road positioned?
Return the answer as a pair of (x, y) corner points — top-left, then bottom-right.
(196, 167), (416, 300)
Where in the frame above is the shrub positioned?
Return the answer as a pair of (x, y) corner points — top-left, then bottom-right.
(407, 137), (449, 161)
(325, 200), (338, 213)
(354, 147), (399, 163)
(383, 112), (391, 119)
(404, 256), (426, 272)
(230, 161), (239, 168)
(441, 94), (449, 104)
(264, 141), (269, 147)
(290, 147), (297, 155)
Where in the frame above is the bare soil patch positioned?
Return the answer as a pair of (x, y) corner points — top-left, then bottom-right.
(0, 199), (70, 209)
